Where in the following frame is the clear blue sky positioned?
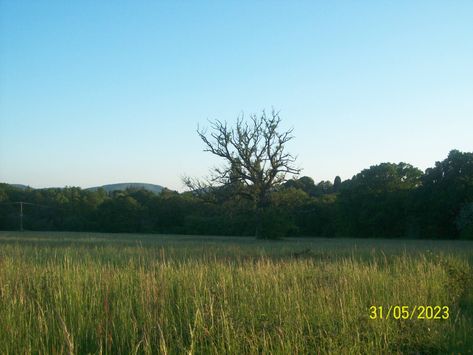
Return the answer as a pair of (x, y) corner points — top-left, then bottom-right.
(1, 1), (472, 191)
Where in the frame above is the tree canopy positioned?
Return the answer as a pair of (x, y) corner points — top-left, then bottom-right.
(1, 150), (472, 240)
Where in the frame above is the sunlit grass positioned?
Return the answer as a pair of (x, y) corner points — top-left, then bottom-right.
(0, 231), (472, 354)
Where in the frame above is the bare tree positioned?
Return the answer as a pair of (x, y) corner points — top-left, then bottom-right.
(185, 109), (301, 238)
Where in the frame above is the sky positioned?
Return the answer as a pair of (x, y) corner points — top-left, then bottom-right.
(1, 0), (472, 191)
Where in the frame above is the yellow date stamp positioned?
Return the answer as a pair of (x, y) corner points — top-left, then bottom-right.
(369, 305), (449, 320)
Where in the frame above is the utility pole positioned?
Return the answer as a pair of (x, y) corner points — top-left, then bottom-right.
(0, 201), (53, 232)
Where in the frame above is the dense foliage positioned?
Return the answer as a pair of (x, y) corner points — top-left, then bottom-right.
(1, 150), (472, 239)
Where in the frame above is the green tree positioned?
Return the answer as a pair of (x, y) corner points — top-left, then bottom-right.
(336, 162), (423, 238)
(333, 176), (342, 192)
(284, 176), (316, 195)
(418, 150), (473, 238)
(97, 194), (143, 232)
(265, 187), (311, 237)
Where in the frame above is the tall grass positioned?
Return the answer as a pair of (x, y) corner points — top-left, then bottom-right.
(0, 231), (472, 354)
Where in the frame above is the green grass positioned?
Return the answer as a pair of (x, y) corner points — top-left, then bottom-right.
(0, 231), (472, 354)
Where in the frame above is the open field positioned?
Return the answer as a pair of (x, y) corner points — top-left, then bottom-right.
(0, 231), (472, 354)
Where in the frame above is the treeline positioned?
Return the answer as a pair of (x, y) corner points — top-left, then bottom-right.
(1, 150), (472, 239)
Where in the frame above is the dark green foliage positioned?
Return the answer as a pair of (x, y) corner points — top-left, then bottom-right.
(1, 150), (473, 239)
(455, 203), (473, 240)
(415, 150), (473, 238)
(333, 176), (342, 192)
(335, 163), (423, 238)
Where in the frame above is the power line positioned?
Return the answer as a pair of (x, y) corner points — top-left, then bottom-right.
(0, 201), (53, 208)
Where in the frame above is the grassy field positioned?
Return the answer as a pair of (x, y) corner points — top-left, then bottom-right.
(0, 231), (472, 354)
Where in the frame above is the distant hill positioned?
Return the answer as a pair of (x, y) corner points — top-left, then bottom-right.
(3, 182), (165, 194)
(86, 183), (164, 194)
(10, 184), (30, 190)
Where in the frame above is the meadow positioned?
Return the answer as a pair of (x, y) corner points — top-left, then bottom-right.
(0, 231), (472, 354)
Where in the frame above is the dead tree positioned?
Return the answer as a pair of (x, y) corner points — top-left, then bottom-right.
(185, 109), (300, 238)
